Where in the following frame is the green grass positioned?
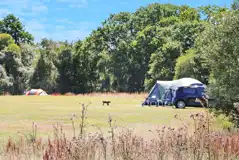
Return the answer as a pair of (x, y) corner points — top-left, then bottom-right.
(0, 94), (233, 141)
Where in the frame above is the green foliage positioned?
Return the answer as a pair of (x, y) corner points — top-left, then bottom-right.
(0, 14), (34, 45)
(174, 49), (196, 79)
(72, 39), (98, 93)
(0, 33), (14, 50)
(215, 114), (235, 130)
(3, 44), (29, 94)
(145, 41), (181, 89)
(57, 45), (74, 93)
(232, 0), (239, 10)
(197, 10), (239, 108)
(0, 65), (13, 92)
(5, 43), (21, 54)
(179, 7), (200, 21)
(171, 21), (206, 52)
(0, 2), (237, 101)
(199, 5), (228, 22)
(30, 40), (59, 93)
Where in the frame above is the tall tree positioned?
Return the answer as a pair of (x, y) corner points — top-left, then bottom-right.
(198, 10), (239, 108)
(145, 41), (181, 89)
(0, 33), (14, 50)
(57, 44), (74, 94)
(232, 0), (239, 10)
(30, 39), (59, 93)
(0, 14), (34, 45)
(3, 43), (29, 94)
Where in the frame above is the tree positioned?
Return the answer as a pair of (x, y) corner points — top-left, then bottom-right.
(71, 38), (98, 93)
(232, 0), (239, 10)
(57, 45), (74, 94)
(3, 43), (29, 94)
(20, 44), (37, 89)
(145, 41), (181, 89)
(174, 49), (196, 79)
(0, 14), (34, 45)
(0, 33), (14, 50)
(198, 10), (239, 108)
(0, 65), (12, 94)
(30, 50), (59, 93)
(179, 7), (200, 21)
(0, 4), (233, 95)
(30, 39), (59, 93)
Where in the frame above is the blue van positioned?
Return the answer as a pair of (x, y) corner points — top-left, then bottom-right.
(162, 85), (207, 108)
(142, 78), (207, 108)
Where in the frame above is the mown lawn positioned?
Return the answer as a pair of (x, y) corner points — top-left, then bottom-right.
(0, 94), (232, 142)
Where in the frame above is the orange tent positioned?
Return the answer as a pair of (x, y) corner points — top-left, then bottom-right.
(25, 89), (48, 96)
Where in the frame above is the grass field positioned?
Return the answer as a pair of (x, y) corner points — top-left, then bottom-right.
(0, 94), (232, 142)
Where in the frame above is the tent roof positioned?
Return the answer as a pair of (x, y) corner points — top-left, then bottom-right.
(26, 88), (47, 95)
(156, 78), (205, 90)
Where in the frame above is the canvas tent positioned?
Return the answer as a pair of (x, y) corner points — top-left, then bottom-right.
(143, 78), (206, 107)
(25, 89), (48, 96)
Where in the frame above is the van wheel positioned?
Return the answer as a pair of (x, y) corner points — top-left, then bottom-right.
(175, 100), (186, 109)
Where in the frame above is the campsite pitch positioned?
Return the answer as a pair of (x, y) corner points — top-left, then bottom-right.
(0, 94), (232, 141)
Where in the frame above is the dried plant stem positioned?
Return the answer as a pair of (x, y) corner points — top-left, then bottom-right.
(108, 113), (116, 158)
(71, 117), (76, 140)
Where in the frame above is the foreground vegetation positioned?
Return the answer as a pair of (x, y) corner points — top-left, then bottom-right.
(0, 96), (238, 160)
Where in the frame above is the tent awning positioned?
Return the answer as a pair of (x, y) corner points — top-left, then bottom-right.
(157, 78), (205, 90)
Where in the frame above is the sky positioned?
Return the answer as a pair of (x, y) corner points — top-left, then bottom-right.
(0, 0), (234, 42)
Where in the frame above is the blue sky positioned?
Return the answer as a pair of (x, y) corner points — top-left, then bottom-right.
(0, 0), (233, 42)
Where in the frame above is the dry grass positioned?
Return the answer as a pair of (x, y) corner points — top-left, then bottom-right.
(52, 92), (148, 98)
(0, 94), (237, 159)
(0, 94), (218, 141)
(1, 102), (239, 160)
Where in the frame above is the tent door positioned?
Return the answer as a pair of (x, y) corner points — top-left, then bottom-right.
(148, 83), (160, 100)
(162, 89), (174, 105)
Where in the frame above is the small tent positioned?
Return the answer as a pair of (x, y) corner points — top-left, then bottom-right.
(142, 78), (207, 108)
(25, 89), (48, 96)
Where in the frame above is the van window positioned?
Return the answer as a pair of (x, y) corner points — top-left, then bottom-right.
(183, 88), (196, 94)
(197, 87), (205, 96)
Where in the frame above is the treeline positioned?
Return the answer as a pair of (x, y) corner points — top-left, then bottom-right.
(0, 2), (239, 106)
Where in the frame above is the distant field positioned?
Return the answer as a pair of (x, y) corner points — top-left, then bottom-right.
(0, 94), (231, 142)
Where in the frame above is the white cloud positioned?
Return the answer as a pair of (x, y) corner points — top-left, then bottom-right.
(69, 4), (85, 8)
(50, 30), (90, 42)
(120, 1), (129, 5)
(56, 0), (86, 2)
(31, 4), (48, 13)
(1, 0), (92, 42)
(56, 18), (75, 25)
(24, 19), (91, 42)
(25, 20), (45, 31)
(55, 7), (65, 11)
(0, 0), (28, 17)
(0, 0), (48, 17)
(56, 0), (88, 8)
(0, 9), (10, 18)
(55, 25), (65, 30)
(0, 0), (29, 6)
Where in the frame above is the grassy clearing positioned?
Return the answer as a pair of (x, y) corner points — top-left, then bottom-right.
(0, 94), (237, 160)
(0, 94), (233, 141)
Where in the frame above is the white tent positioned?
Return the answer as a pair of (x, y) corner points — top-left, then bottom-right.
(157, 78), (206, 90)
(148, 78), (205, 101)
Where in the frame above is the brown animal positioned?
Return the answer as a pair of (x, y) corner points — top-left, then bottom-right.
(102, 101), (111, 106)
